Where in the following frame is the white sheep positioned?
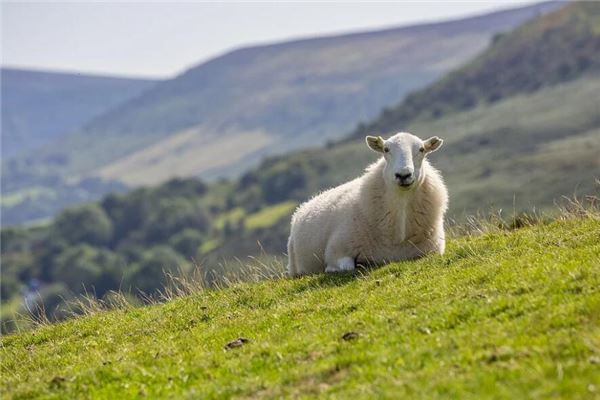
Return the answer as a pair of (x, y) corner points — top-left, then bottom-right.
(287, 132), (448, 276)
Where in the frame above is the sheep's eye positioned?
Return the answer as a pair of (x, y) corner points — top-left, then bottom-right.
(419, 147), (425, 153)
(383, 147), (390, 153)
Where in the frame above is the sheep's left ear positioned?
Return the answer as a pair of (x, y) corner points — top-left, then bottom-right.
(423, 136), (443, 153)
(366, 135), (385, 153)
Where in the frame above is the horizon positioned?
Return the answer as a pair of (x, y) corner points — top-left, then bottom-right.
(2, 1), (536, 79)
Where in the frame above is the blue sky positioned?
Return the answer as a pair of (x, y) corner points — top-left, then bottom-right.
(2, 1), (533, 78)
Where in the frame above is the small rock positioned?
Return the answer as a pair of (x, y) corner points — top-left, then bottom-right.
(224, 337), (249, 350)
(589, 356), (600, 364)
(419, 326), (432, 335)
(342, 332), (359, 341)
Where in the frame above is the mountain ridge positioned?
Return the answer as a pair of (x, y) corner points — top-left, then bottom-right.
(1, 68), (158, 158)
(34, 1), (563, 183)
(349, 1), (600, 138)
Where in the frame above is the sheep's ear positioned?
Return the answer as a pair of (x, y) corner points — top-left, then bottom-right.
(366, 135), (385, 153)
(424, 136), (443, 153)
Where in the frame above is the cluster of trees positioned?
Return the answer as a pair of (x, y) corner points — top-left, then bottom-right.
(1, 158), (336, 326)
(2, 180), (207, 320)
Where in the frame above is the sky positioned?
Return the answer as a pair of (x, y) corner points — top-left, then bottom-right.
(2, 1), (534, 79)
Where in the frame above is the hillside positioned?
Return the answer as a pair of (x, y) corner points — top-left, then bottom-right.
(1, 68), (158, 158)
(212, 1), (600, 257)
(27, 2), (561, 186)
(2, 2), (599, 323)
(2, 215), (599, 399)
(350, 1), (600, 138)
(238, 75), (600, 222)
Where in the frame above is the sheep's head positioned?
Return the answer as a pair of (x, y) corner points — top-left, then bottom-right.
(366, 132), (443, 190)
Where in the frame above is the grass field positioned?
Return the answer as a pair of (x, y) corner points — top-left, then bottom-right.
(1, 209), (599, 399)
(245, 201), (297, 231)
(0, 187), (54, 208)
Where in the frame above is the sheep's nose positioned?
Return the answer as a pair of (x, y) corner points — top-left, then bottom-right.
(395, 172), (413, 181)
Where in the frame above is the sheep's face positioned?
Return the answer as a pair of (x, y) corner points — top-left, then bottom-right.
(366, 132), (443, 190)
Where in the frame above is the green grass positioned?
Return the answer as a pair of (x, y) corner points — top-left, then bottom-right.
(0, 187), (54, 208)
(245, 201), (297, 231)
(214, 207), (246, 230)
(0, 297), (23, 325)
(199, 238), (221, 255)
(1, 214), (599, 399)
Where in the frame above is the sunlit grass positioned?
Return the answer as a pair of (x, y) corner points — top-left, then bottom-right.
(1, 207), (598, 399)
(245, 201), (297, 230)
(0, 187), (53, 207)
(213, 207), (246, 230)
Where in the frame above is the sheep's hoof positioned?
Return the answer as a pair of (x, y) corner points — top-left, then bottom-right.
(338, 257), (356, 271)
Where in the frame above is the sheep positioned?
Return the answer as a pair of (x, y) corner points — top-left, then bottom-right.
(287, 132), (448, 276)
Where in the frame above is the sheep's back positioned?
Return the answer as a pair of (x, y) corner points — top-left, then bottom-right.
(291, 178), (362, 236)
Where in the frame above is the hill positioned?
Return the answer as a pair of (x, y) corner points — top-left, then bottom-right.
(1, 214), (599, 398)
(212, 1), (600, 258)
(1, 68), (158, 158)
(349, 1), (600, 138)
(25, 2), (561, 186)
(2, 2), (599, 323)
(0, 2), (563, 226)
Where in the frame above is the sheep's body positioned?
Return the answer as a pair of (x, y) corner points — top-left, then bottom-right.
(287, 157), (448, 276)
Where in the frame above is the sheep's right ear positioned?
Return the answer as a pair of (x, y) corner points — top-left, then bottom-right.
(366, 135), (385, 153)
(424, 136), (443, 153)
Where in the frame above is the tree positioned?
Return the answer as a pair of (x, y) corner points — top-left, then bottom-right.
(53, 204), (113, 246)
(169, 229), (203, 259)
(125, 246), (186, 294)
(0, 273), (21, 301)
(261, 161), (308, 204)
(53, 245), (125, 296)
(144, 198), (209, 243)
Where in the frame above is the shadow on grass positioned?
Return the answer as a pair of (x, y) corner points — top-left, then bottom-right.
(290, 264), (380, 293)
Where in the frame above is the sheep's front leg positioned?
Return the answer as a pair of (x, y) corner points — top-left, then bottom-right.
(325, 256), (355, 273)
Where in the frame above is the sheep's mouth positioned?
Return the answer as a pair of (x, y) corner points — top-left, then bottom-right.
(398, 182), (414, 189)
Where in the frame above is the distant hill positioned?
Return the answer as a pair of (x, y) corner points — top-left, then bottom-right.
(28, 1), (562, 187)
(350, 1), (600, 138)
(1, 68), (158, 157)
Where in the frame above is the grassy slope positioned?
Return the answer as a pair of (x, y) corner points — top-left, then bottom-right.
(262, 75), (600, 221)
(352, 1), (600, 139)
(24, 3), (559, 182)
(2, 215), (599, 399)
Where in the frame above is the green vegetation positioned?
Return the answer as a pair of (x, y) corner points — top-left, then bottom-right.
(245, 201), (297, 231)
(0, 187), (51, 208)
(214, 207), (246, 230)
(2, 213), (598, 399)
(350, 2), (600, 139)
(0, 174), (298, 332)
(3, 3), (600, 332)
